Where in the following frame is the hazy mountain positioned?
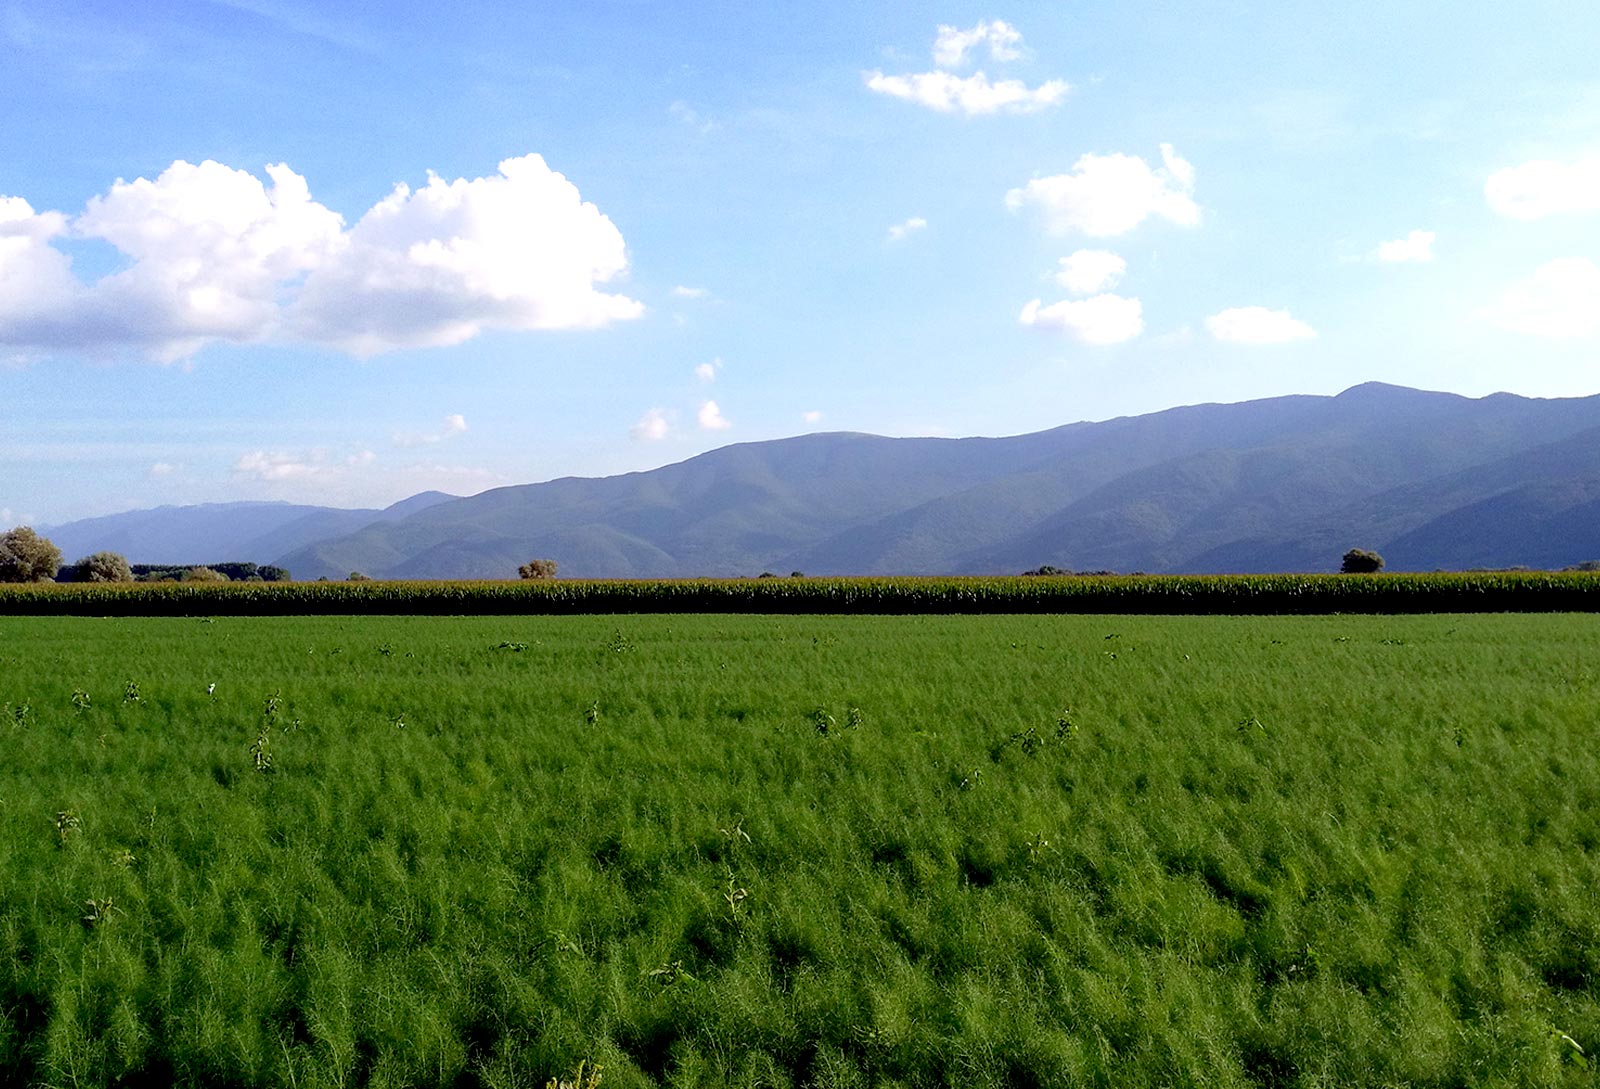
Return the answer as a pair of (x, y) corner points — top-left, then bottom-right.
(269, 384), (1600, 579)
(42, 492), (457, 568)
(39, 386), (1600, 578)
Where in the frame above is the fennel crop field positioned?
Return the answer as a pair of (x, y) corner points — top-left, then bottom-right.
(1, 613), (1597, 1088)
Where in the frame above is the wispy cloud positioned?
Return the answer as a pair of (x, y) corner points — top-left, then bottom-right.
(1485, 155), (1600, 219)
(671, 285), (709, 299)
(887, 216), (928, 241)
(1054, 250), (1126, 294)
(630, 408), (671, 441)
(1486, 258), (1600, 337)
(866, 20), (1066, 116)
(234, 447), (376, 482)
(393, 413), (468, 448)
(1375, 229), (1435, 263)
(694, 358), (721, 382)
(1205, 306), (1316, 344)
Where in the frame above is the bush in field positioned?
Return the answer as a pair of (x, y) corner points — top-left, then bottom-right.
(79, 551), (134, 583)
(347, 572), (371, 582)
(519, 559), (558, 580)
(1341, 548), (1385, 573)
(0, 527), (63, 583)
(259, 565), (291, 582)
(181, 566), (228, 583)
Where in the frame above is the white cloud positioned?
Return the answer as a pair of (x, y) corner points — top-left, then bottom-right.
(630, 408), (671, 441)
(293, 154), (643, 355)
(697, 400), (732, 431)
(1054, 249), (1126, 294)
(1006, 145), (1198, 237)
(1375, 229), (1435, 263)
(694, 358), (721, 382)
(865, 70), (1067, 116)
(394, 413), (469, 448)
(1485, 155), (1600, 220)
(1019, 294), (1144, 345)
(148, 462), (176, 477)
(932, 20), (1023, 67)
(802, 410), (824, 424)
(0, 153), (641, 362)
(671, 285), (708, 298)
(1205, 306), (1317, 344)
(1485, 258), (1600, 337)
(887, 216), (928, 241)
(234, 448), (376, 482)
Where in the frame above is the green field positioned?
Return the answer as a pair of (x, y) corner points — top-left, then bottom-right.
(2, 613), (1597, 1087)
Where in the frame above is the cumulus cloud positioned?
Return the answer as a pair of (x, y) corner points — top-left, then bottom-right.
(630, 408), (671, 441)
(802, 410), (824, 424)
(1485, 155), (1600, 220)
(932, 20), (1023, 67)
(694, 358), (721, 382)
(865, 70), (1067, 115)
(1375, 229), (1435, 263)
(1485, 258), (1600, 337)
(1205, 306), (1317, 344)
(697, 400), (732, 431)
(0, 154), (641, 362)
(1006, 145), (1198, 237)
(394, 413), (468, 448)
(866, 20), (1066, 117)
(1055, 250), (1126, 294)
(887, 216), (928, 242)
(671, 285), (708, 298)
(293, 154), (643, 355)
(1019, 295), (1143, 345)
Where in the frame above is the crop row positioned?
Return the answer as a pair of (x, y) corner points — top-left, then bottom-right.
(0, 571), (1596, 615)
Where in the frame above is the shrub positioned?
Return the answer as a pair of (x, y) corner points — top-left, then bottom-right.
(0, 527), (63, 583)
(79, 551), (134, 583)
(181, 566), (228, 583)
(347, 572), (371, 582)
(1340, 548), (1385, 574)
(518, 559), (559, 580)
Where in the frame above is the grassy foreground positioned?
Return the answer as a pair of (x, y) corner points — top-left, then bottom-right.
(1, 613), (1597, 1087)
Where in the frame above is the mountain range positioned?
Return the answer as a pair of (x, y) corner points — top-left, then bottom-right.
(41, 383), (1600, 579)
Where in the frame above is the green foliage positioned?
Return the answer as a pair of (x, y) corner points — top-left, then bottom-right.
(0, 526), (63, 583)
(78, 551), (134, 583)
(519, 558), (559, 579)
(1341, 547), (1386, 573)
(180, 565), (228, 583)
(1, 612), (1599, 1084)
(1, 570), (1599, 616)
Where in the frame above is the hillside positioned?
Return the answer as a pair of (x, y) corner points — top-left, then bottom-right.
(271, 384), (1600, 578)
(39, 386), (1600, 578)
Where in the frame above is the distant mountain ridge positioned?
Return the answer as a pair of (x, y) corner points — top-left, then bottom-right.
(42, 492), (458, 567)
(41, 385), (1600, 577)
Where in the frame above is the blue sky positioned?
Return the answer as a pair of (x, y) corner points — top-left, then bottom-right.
(3, 0), (1599, 525)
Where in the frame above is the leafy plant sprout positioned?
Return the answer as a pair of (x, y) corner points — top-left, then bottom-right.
(123, 680), (140, 702)
(55, 810), (82, 846)
(585, 699), (600, 725)
(70, 690), (91, 712)
(81, 897), (118, 929)
(810, 707), (836, 735)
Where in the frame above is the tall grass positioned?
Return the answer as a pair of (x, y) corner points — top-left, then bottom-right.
(1, 613), (1597, 1086)
(1, 571), (1598, 616)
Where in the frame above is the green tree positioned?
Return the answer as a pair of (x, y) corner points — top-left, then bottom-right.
(80, 551), (134, 582)
(1341, 548), (1385, 574)
(0, 526), (64, 583)
(518, 559), (558, 579)
(182, 566), (229, 583)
